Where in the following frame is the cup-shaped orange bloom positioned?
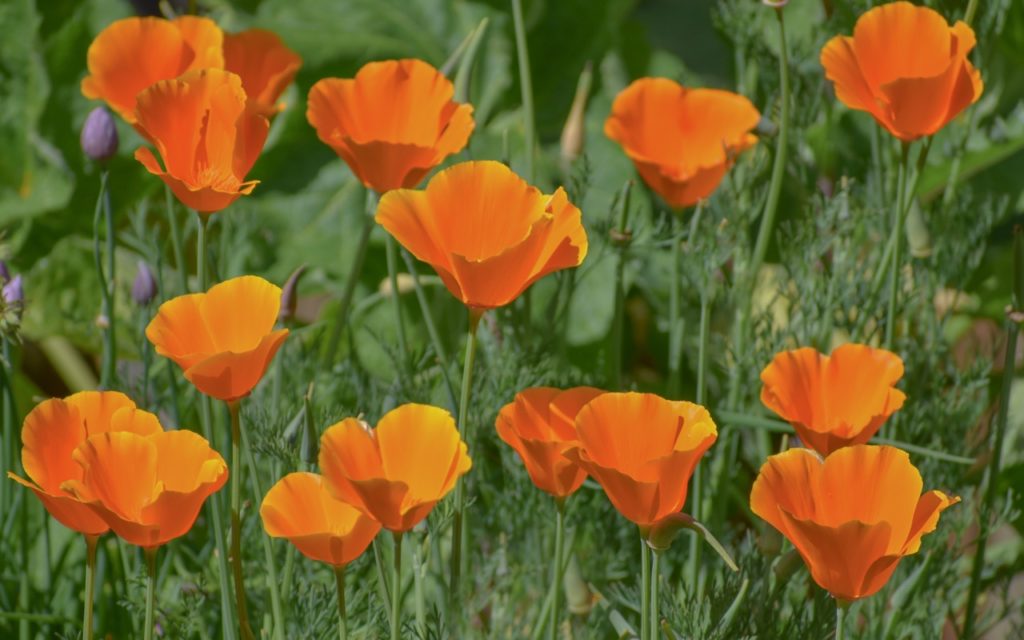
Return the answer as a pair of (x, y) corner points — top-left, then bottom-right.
(146, 275), (289, 402)
(319, 404), (472, 532)
(134, 68), (269, 214)
(260, 472), (381, 567)
(564, 392), (717, 534)
(820, 1), (983, 142)
(496, 386), (603, 499)
(306, 59), (475, 192)
(63, 430), (227, 548)
(223, 29), (302, 117)
(760, 343), (905, 456)
(750, 445), (958, 602)
(604, 78), (759, 209)
(82, 16), (224, 123)
(376, 161), (588, 310)
(7, 391), (163, 536)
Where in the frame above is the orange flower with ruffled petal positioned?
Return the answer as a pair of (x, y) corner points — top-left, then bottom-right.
(260, 472), (381, 567)
(605, 78), (760, 209)
(319, 404), (471, 532)
(7, 391), (163, 536)
(760, 343), (905, 456)
(134, 68), (269, 214)
(82, 16), (224, 123)
(63, 430), (227, 548)
(376, 161), (588, 311)
(307, 59), (475, 192)
(750, 445), (958, 602)
(223, 29), (302, 117)
(564, 392), (717, 535)
(146, 275), (289, 402)
(821, 1), (983, 141)
(496, 386), (603, 499)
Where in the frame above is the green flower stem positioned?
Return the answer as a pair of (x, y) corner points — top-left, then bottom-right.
(198, 394), (237, 640)
(373, 540), (393, 623)
(412, 535), (427, 636)
(609, 181), (633, 389)
(687, 293), (710, 592)
(666, 216), (684, 398)
(322, 192), (376, 367)
(835, 603), (846, 640)
(510, 0), (535, 183)
(240, 428), (285, 640)
(884, 143), (910, 348)
(83, 535), (99, 640)
(964, 0), (980, 26)
(649, 549), (660, 637)
(384, 233), (410, 376)
(402, 249), (458, 412)
(1, 337), (16, 515)
(92, 170), (115, 389)
(450, 311), (481, 611)
(391, 532), (404, 640)
(963, 317), (1019, 639)
(334, 565), (348, 640)
(548, 499), (566, 640)
(164, 186), (188, 294)
(640, 535), (651, 640)
(197, 213), (209, 292)
(143, 548), (157, 640)
(228, 401), (255, 640)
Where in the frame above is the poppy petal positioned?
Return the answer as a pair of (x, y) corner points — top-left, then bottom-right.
(184, 329), (289, 402)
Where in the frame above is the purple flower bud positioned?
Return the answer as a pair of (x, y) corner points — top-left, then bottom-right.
(3, 275), (23, 307)
(0, 260), (9, 284)
(279, 265), (306, 323)
(132, 260), (158, 306)
(81, 107), (119, 163)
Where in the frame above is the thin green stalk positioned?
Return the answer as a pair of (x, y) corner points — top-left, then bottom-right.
(402, 249), (458, 412)
(228, 401), (255, 640)
(687, 294), (710, 592)
(640, 536), (651, 640)
(384, 234), (410, 376)
(373, 540), (393, 623)
(93, 170), (115, 388)
(964, 0), (980, 26)
(391, 532), (404, 640)
(650, 550), (660, 638)
(609, 181), (633, 389)
(412, 535), (427, 636)
(103, 171), (116, 384)
(835, 603), (846, 640)
(962, 319), (1019, 639)
(198, 395), (236, 640)
(510, 0), (535, 182)
(83, 535), (99, 640)
(884, 143), (910, 348)
(164, 186), (188, 294)
(450, 312), (481, 609)
(1, 337), (16, 515)
(666, 217), (684, 398)
(240, 428), (285, 640)
(334, 565), (348, 640)
(549, 500), (566, 640)
(197, 214), (209, 291)
(323, 193), (376, 367)
(144, 548), (157, 640)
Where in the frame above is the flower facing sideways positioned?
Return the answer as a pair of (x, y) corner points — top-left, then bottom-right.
(319, 404), (471, 532)
(146, 275), (289, 402)
(760, 343), (905, 456)
(134, 68), (269, 214)
(750, 445), (958, 602)
(8, 391), (162, 536)
(261, 472), (381, 567)
(376, 161), (588, 311)
(605, 78), (760, 209)
(63, 430), (227, 548)
(496, 386), (604, 500)
(820, 1), (983, 141)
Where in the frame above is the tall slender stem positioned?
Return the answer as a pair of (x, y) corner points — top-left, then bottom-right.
(334, 565), (348, 640)
(687, 293), (710, 591)
(1, 338), (17, 515)
(609, 181), (633, 389)
(164, 186), (188, 294)
(650, 550), (660, 637)
(450, 312), (481, 609)
(963, 319), (1020, 639)
(228, 401), (255, 640)
(323, 192), (377, 367)
(197, 214), (209, 292)
(198, 395), (236, 640)
(412, 535), (427, 636)
(884, 144), (910, 348)
(384, 233), (410, 376)
(640, 536), (651, 640)
(510, 0), (535, 183)
(835, 602), (846, 640)
(964, 0), (980, 26)
(143, 548), (157, 640)
(241, 429), (285, 640)
(391, 532), (404, 640)
(83, 535), (99, 640)
(548, 500), (566, 640)
(104, 172), (116, 382)
(93, 170), (115, 388)
(667, 217), (684, 398)
(402, 250), (458, 411)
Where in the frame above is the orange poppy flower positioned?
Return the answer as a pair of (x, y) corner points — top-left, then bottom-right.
(63, 430), (228, 549)
(376, 161), (588, 311)
(7, 391), (162, 536)
(820, 2), (983, 142)
(495, 386), (604, 499)
(564, 392), (717, 535)
(319, 403), (472, 532)
(81, 16), (224, 123)
(134, 68), (269, 214)
(260, 472), (382, 567)
(223, 29), (302, 117)
(145, 275), (289, 402)
(760, 343), (905, 456)
(604, 78), (760, 209)
(306, 59), (475, 193)
(750, 444), (958, 602)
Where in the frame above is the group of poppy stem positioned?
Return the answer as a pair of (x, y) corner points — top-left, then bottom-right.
(11, 0), (987, 637)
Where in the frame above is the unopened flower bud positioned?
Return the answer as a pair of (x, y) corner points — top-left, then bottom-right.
(132, 261), (158, 306)
(81, 107), (119, 163)
(2, 274), (22, 306)
(279, 265), (306, 323)
(559, 62), (593, 170)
